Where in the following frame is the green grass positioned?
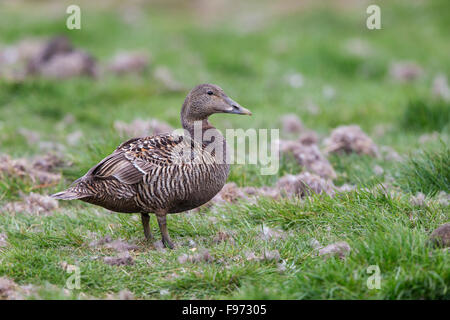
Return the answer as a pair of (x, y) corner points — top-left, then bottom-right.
(0, 0), (449, 299)
(400, 99), (450, 132)
(396, 143), (450, 195)
(1, 191), (448, 299)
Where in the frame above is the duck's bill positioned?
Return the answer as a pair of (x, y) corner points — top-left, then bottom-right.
(228, 105), (252, 115)
(224, 97), (252, 115)
(234, 105), (252, 115)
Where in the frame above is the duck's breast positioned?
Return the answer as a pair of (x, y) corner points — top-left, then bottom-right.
(136, 162), (229, 213)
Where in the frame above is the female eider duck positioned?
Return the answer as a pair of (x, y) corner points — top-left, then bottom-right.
(52, 84), (251, 248)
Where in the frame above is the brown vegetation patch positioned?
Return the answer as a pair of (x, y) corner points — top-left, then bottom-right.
(389, 61), (423, 82)
(3, 193), (58, 215)
(103, 252), (135, 266)
(259, 225), (286, 241)
(0, 153), (66, 186)
(0, 233), (8, 248)
(88, 235), (139, 252)
(178, 250), (214, 264)
(277, 172), (335, 198)
(318, 241), (351, 259)
(0, 277), (37, 300)
(432, 74), (450, 101)
(409, 192), (427, 207)
(213, 231), (235, 244)
(324, 125), (379, 157)
(245, 249), (281, 262)
(27, 36), (97, 79)
(153, 66), (185, 92)
(429, 223), (450, 248)
(280, 114), (304, 135)
(279, 139), (336, 179)
(107, 51), (150, 75)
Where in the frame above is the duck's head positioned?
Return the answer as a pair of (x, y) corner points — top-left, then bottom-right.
(181, 84), (251, 122)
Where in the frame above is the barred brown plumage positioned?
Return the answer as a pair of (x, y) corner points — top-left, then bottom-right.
(51, 84), (252, 248)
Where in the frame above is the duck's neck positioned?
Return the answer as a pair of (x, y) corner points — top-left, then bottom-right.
(181, 117), (223, 145)
(181, 112), (228, 163)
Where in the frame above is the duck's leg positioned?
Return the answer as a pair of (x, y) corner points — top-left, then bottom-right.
(156, 213), (174, 249)
(140, 213), (154, 241)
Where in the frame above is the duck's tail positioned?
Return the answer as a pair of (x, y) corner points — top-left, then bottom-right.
(51, 189), (90, 200)
(51, 176), (94, 200)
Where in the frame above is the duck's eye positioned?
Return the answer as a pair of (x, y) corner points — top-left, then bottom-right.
(207, 90), (213, 95)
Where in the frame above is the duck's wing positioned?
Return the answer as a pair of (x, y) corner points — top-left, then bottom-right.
(84, 134), (187, 185)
